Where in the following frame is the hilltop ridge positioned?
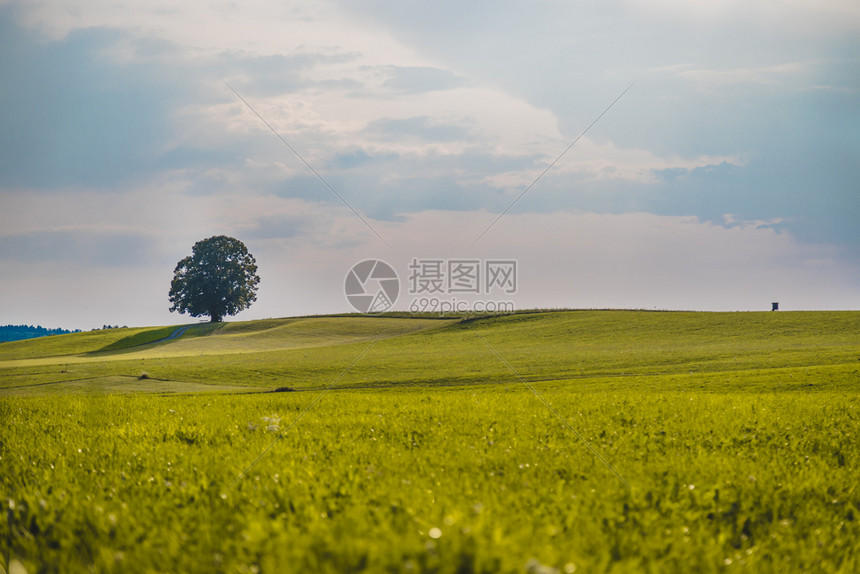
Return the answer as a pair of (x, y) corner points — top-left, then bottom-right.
(1, 310), (858, 396)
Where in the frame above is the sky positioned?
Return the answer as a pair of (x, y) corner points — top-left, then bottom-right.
(0, 0), (858, 330)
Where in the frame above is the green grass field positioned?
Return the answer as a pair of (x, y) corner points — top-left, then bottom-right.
(1, 311), (859, 572)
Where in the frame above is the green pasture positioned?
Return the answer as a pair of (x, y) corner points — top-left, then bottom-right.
(1, 310), (859, 572)
(1, 310), (858, 394)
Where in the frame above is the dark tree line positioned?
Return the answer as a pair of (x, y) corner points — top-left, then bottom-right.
(0, 325), (81, 343)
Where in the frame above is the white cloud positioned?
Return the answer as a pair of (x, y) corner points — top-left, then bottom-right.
(211, 82), (563, 160)
(481, 138), (743, 189)
(665, 60), (815, 86)
(11, 0), (431, 70)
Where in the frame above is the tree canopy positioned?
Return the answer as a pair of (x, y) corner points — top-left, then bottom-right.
(168, 235), (260, 322)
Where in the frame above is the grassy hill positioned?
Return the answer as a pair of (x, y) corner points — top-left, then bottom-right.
(1, 310), (858, 395)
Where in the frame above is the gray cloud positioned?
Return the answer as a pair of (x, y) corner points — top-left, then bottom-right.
(243, 214), (314, 240)
(0, 20), (172, 189)
(381, 66), (467, 94)
(334, 1), (860, 250)
(330, 148), (399, 169)
(364, 116), (471, 142)
(0, 230), (154, 266)
(220, 51), (361, 97)
(0, 14), (364, 191)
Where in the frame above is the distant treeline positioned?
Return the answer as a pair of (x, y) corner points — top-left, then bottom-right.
(0, 324), (82, 343)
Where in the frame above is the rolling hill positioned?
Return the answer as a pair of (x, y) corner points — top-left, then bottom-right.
(1, 310), (858, 395)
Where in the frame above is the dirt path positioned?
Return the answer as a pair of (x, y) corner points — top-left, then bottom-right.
(153, 325), (192, 343)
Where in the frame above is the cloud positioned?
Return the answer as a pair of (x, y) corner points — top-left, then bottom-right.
(623, 0), (860, 31)
(380, 66), (467, 94)
(0, 228), (154, 266)
(330, 148), (396, 169)
(220, 50), (361, 97)
(667, 60), (815, 86)
(485, 139), (743, 189)
(0, 18), (173, 188)
(242, 212), (327, 241)
(364, 116), (472, 142)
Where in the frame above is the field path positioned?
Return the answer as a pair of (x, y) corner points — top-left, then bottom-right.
(154, 325), (193, 343)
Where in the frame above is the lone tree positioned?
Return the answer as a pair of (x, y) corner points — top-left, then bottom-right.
(168, 235), (260, 322)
